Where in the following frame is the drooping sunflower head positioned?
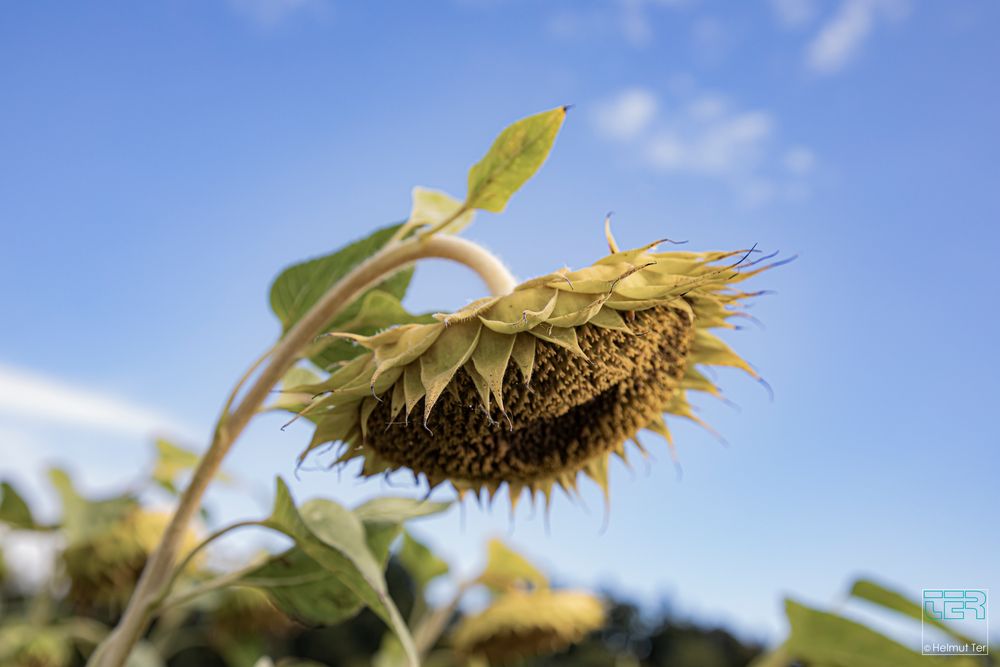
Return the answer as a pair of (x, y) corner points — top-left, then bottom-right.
(62, 509), (200, 613)
(452, 589), (605, 663)
(292, 229), (780, 506)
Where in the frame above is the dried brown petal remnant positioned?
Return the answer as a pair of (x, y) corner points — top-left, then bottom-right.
(290, 231), (780, 505)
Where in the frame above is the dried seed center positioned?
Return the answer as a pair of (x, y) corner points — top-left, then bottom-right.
(364, 305), (694, 484)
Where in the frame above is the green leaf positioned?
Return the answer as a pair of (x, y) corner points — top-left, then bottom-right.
(241, 495), (448, 630)
(784, 599), (962, 667)
(466, 107), (567, 213)
(48, 468), (137, 546)
(243, 547), (369, 627)
(269, 223), (415, 369)
(0, 481), (39, 530)
(849, 579), (978, 646)
(151, 439), (201, 495)
(398, 531), (449, 590)
(477, 538), (548, 593)
(260, 479), (419, 667)
(353, 497), (452, 524)
(355, 496), (451, 566)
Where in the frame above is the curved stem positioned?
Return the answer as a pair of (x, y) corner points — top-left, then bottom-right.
(154, 519), (261, 609)
(88, 234), (515, 667)
(413, 580), (474, 659)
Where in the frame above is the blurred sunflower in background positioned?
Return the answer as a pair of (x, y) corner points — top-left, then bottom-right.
(62, 510), (200, 615)
(449, 539), (605, 665)
(453, 589), (605, 665)
(293, 226), (781, 507)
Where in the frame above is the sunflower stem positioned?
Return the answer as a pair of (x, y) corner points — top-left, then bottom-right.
(87, 235), (515, 667)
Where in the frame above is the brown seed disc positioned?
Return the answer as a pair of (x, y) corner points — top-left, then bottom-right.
(364, 305), (694, 484)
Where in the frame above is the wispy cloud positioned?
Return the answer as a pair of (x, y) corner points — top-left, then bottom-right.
(548, 0), (695, 48)
(768, 0), (819, 29)
(227, 0), (329, 27)
(592, 88), (659, 141)
(0, 363), (193, 440)
(592, 83), (815, 206)
(806, 0), (910, 74)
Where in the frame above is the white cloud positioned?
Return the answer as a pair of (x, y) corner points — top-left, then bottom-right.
(783, 146), (816, 174)
(227, 0), (327, 27)
(806, 0), (910, 74)
(547, 0), (695, 47)
(646, 111), (774, 175)
(0, 363), (193, 440)
(769, 0), (819, 29)
(593, 88), (659, 141)
(592, 83), (815, 207)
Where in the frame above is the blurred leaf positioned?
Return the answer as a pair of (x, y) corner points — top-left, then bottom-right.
(151, 439), (199, 495)
(398, 187), (476, 239)
(398, 531), (449, 590)
(260, 479), (419, 667)
(0, 480), (39, 530)
(268, 365), (325, 413)
(355, 497), (451, 570)
(849, 579), (978, 646)
(269, 223), (414, 370)
(48, 468), (136, 546)
(125, 641), (166, 667)
(478, 538), (547, 593)
(784, 599), (966, 667)
(243, 547), (368, 627)
(466, 107), (567, 213)
(353, 497), (452, 524)
(373, 634), (407, 667)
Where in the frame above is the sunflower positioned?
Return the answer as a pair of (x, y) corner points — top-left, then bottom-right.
(452, 589), (605, 663)
(62, 510), (200, 614)
(291, 228), (779, 506)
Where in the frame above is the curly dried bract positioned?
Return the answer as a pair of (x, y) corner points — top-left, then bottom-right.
(452, 589), (605, 663)
(290, 235), (778, 505)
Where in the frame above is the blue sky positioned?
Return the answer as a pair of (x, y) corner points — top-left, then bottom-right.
(2, 0), (998, 645)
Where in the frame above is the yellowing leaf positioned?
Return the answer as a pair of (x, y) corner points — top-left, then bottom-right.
(478, 538), (548, 593)
(466, 107), (567, 213)
(405, 186), (475, 237)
